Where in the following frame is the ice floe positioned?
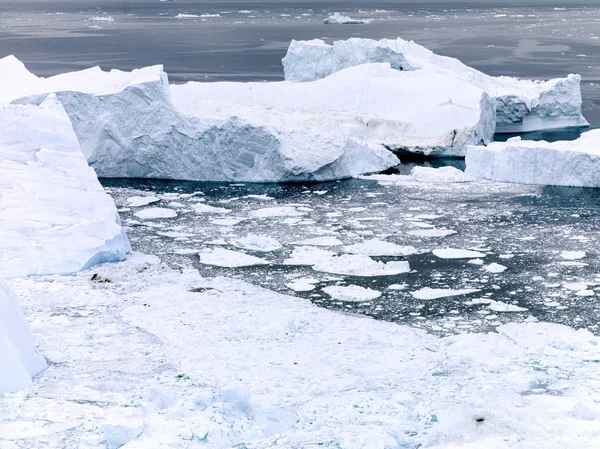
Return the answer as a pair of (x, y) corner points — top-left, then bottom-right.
(230, 235), (283, 252)
(133, 208), (178, 220)
(343, 239), (419, 256)
(433, 248), (486, 259)
(322, 285), (381, 301)
(126, 196), (160, 207)
(199, 248), (270, 267)
(283, 37), (588, 133)
(411, 287), (481, 300)
(323, 12), (372, 25)
(312, 254), (411, 276)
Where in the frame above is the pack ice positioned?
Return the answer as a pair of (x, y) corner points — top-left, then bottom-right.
(466, 130), (600, 188)
(0, 94), (129, 278)
(283, 38), (588, 133)
(1, 55), (399, 181)
(0, 279), (46, 395)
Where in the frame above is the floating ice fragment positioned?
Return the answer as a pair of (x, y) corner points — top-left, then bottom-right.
(433, 248), (486, 259)
(199, 248), (269, 267)
(322, 285), (381, 301)
(411, 287), (480, 300)
(134, 208), (178, 219)
(126, 196), (160, 207)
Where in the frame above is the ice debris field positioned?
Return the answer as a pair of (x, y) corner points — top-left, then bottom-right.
(1, 33), (600, 449)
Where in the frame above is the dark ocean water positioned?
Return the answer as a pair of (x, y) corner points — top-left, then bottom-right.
(0, 0), (599, 124)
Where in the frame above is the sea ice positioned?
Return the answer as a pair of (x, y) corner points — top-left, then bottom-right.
(466, 132), (600, 188)
(343, 239), (418, 256)
(483, 263), (508, 273)
(323, 12), (372, 24)
(407, 229), (457, 238)
(411, 287), (480, 300)
(283, 38), (588, 133)
(292, 237), (343, 246)
(312, 254), (411, 276)
(126, 196), (160, 207)
(282, 247), (337, 266)
(133, 208), (178, 220)
(192, 204), (232, 214)
(0, 95), (129, 278)
(322, 285), (381, 301)
(199, 248), (270, 267)
(0, 280), (47, 395)
(230, 235), (283, 252)
(560, 250), (587, 260)
(433, 249), (486, 259)
(249, 207), (305, 218)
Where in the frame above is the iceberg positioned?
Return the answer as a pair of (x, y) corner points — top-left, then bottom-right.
(3, 56), (399, 181)
(282, 38), (588, 133)
(0, 95), (129, 278)
(0, 279), (46, 394)
(171, 63), (495, 157)
(465, 130), (600, 188)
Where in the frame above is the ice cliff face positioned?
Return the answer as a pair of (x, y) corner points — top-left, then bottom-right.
(0, 279), (46, 395)
(0, 95), (129, 278)
(465, 130), (600, 188)
(283, 38), (588, 133)
(5, 56), (400, 181)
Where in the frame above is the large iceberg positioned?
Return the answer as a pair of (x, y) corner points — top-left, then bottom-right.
(0, 94), (129, 278)
(0, 279), (46, 394)
(465, 130), (600, 188)
(171, 63), (495, 157)
(3, 56), (399, 181)
(282, 38), (588, 133)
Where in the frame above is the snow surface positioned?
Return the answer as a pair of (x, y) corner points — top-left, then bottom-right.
(2, 56), (399, 182)
(0, 279), (46, 395)
(0, 95), (129, 278)
(173, 63), (495, 157)
(283, 38), (588, 133)
(466, 131), (600, 188)
(4, 256), (600, 448)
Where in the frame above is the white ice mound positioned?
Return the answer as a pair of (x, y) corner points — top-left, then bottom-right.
(0, 95), (129, 278)
(466, 130), (600, 188)
(283, 38), (588, 133)
(0, 279), (47, 394)
(172, 63), (495, 157)
(3, 56), (398, 182)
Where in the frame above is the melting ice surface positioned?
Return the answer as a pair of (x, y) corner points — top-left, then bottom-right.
(106, 172), (600, 336)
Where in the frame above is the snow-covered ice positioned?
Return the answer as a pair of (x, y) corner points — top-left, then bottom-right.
(0, 280), (46, 395)
(282, 247), (337, 266)
(0, 95), (129, 278)
(322, 285), (381, 301)
(283, 38), (588, 133)
(126, 196), (160, 207)
(466, 131), (600, 188)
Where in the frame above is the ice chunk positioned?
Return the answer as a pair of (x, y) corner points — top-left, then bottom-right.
(483, 263), (507, 273)
(193, 204), (231, 214)
(0, 280), (47, 395)
(312, 255), (410, 277)
(343, 239), (418, 256)
(283, 38), (588, 133)
(466, 131), (600, 188)
(126, 196), (160, 207)
(173, 63), (495, 157)
(407, 229), (457, 238)
(292, 237), (343, 246)
(433, 249), (486, 259)
(560, 251), (586, 260)
(4, 56), (399, 182)
(231, 235), (283, 252)
(249, 207), (305, 218)
(411, 287), (480, 300)
(133, 208), (178, 220)
(361, 167), (474, 184)
(0, 95), (129, 278)
(286, 278), (318, 292)
(283, 247), (337, 266)
(322, 285), (381, 301)
(199, 248), (270, 267)
(323, 12), (372, 25)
